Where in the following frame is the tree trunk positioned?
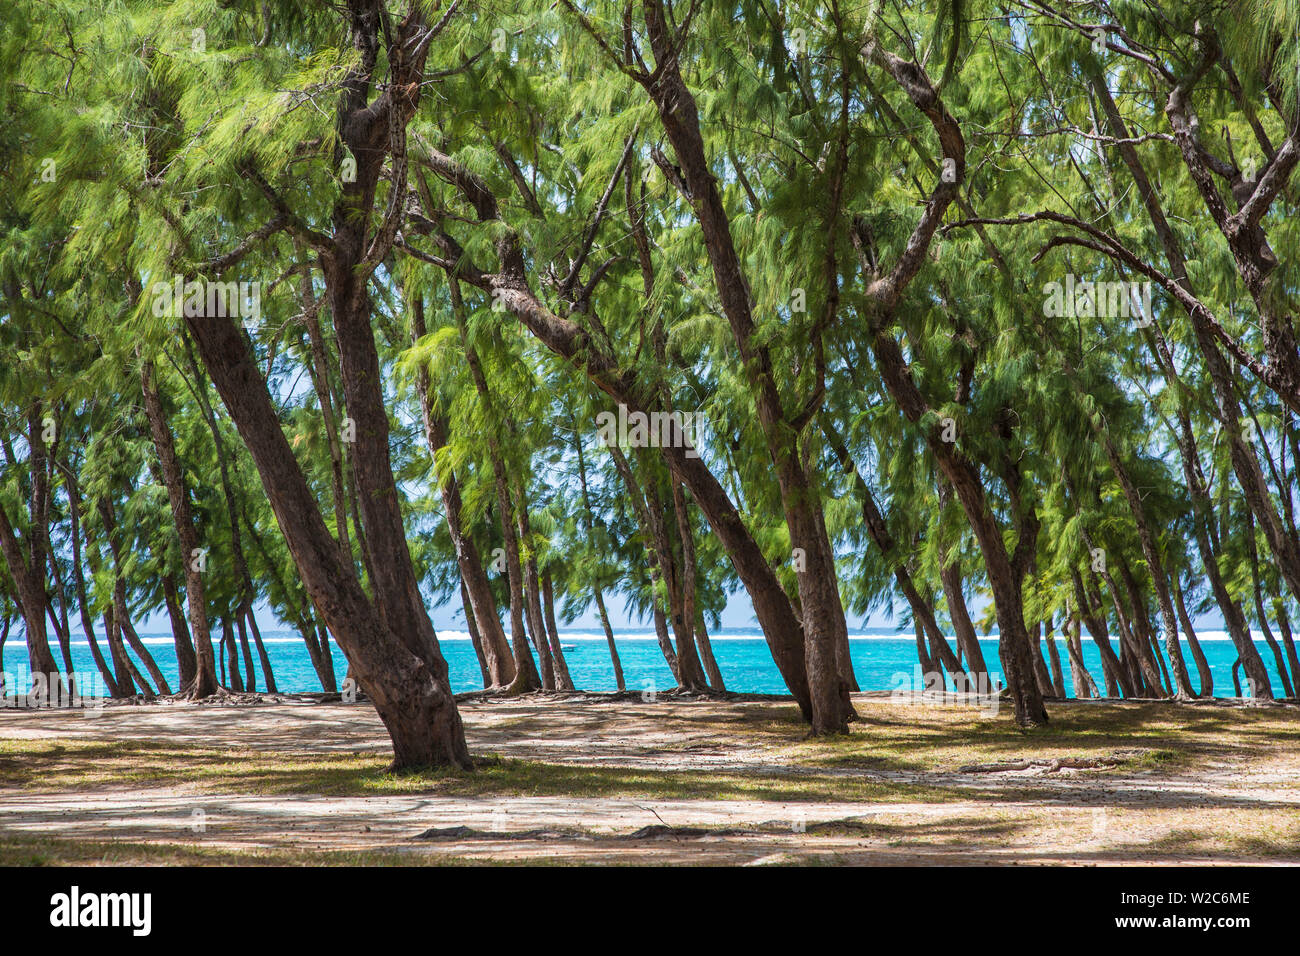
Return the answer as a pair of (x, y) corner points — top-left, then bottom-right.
(235, 615), (256, 692)
(540, 569), (575, 691)
(1173, 579), (1213, 697)
(1100, 435), (1196, 697)
(670, 479), (714, 690)
(606, 444), (684, 685)
(453, 283), (540, 695)
(1072, 570), (1128, 697)
(648, 576), (680, 684)
(809, 482), (859, 694)
(694, 610), (726, 693)
(939, 559), (989, 683)
(411, 294), (514, 687)
(461, 580), (490, 688)
(315, 623), (339, 694)
(595, 589), (625, 692)
(138, 359), (219, 697)
(104, 604), (149, 699)
(1064, 611), (1095, 698)
(640, 460), (707, 691)
(297, 255), (352, 569)
(1245, 510), (1295, 697)
(60, 468), (121, 697)
(1044, 616), (1067, 698)
(88, 544), (137, 698)
(514, 491), (557, 691)
(222, 616), (245, 692)
(823, 417), (975, 689)
(491, 454), (542, 694)
(571, 418), (624, 691)
(98, 499), (169, 696)
(46, 550), (77, 698)
(161, 572), (197, 688)
(1029, 616), (1056, 698)
(0, 490), (60, 693)
(1092, 554), (1163, 697)
(1275, 603), (1300, 699)
(182, 337), (277, 693)
(914, 619), (937, 685)
(643, 7), (849, 731)
(182, 295), (469, 768)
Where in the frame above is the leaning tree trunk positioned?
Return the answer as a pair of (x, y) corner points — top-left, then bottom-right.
(571, 418), (625, 691)
(1245, 510), (1295, 697)
(1274, 603), (1300, 699)
(674, 484), (727, 691)
(182, 294), (469, 768)
(1074, 571), (1126, 698)
(1063, 611), (1095, 699)
(490, 456), (542, 695)
(55, 463), (120, 695)
(823, 417), (974, 690)
(513, 489), (557, 691)
(640, 459), (707, 691)
(540, 570), (575, 691)
(86, 535), (138, 698)
(0, 477), (61, 690)
(939, 559), (989, 685)
(595, 589), (625, 692)
(642, 8), (849, 731)
(161, 572), (197, 688)
(104, 604), (150, 699)
(411, 295), (514, 687)
(297, 252), (352, 570)
(182, 339), (277, 693)
(461, 580), (490, 688)
(1173, 579), (1213, 697)
(221, 617), (245, 692)
(139, 359), (219, 697)
(540, 572), (577, 691)
(454, 284), (541, 694)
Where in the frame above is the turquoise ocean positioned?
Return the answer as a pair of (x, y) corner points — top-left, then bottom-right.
(8, 627), (1293, 698)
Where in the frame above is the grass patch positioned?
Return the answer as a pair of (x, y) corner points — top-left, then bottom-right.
(0, 832), (488, 867)
(0, 738), (962, 803)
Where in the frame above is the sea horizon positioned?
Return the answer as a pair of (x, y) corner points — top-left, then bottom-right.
(6, 627), (1290, 700)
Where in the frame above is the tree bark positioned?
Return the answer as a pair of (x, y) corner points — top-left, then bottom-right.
(139, 359), (219, 697)
(182, 337), (277, 693)
(453, 282), (541, 694)
(412, 295), (514, 687)
(540, 569), (575, 691)
(513, 483), (557, 691)
(1173, 579), (1213, 697)
(182, 298), (470, 768)
(58, 465), (122, 696)
(571, 418), (625, 690)
(607, 443), (685, 685)
(461, 579), (490, 688)
(1044, 616), (1067, 698)
(1073, 570), (1129, 697)
(0, 421), (61, 693)
(641, 2), (850, 731)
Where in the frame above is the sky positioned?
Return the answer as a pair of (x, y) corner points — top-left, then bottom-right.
(136, 584), (1228, 636)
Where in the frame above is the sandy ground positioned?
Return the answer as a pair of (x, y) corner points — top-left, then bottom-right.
(1, 694), (1298, 864)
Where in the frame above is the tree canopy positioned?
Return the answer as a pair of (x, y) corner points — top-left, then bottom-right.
(2, 0), (1299, 765)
